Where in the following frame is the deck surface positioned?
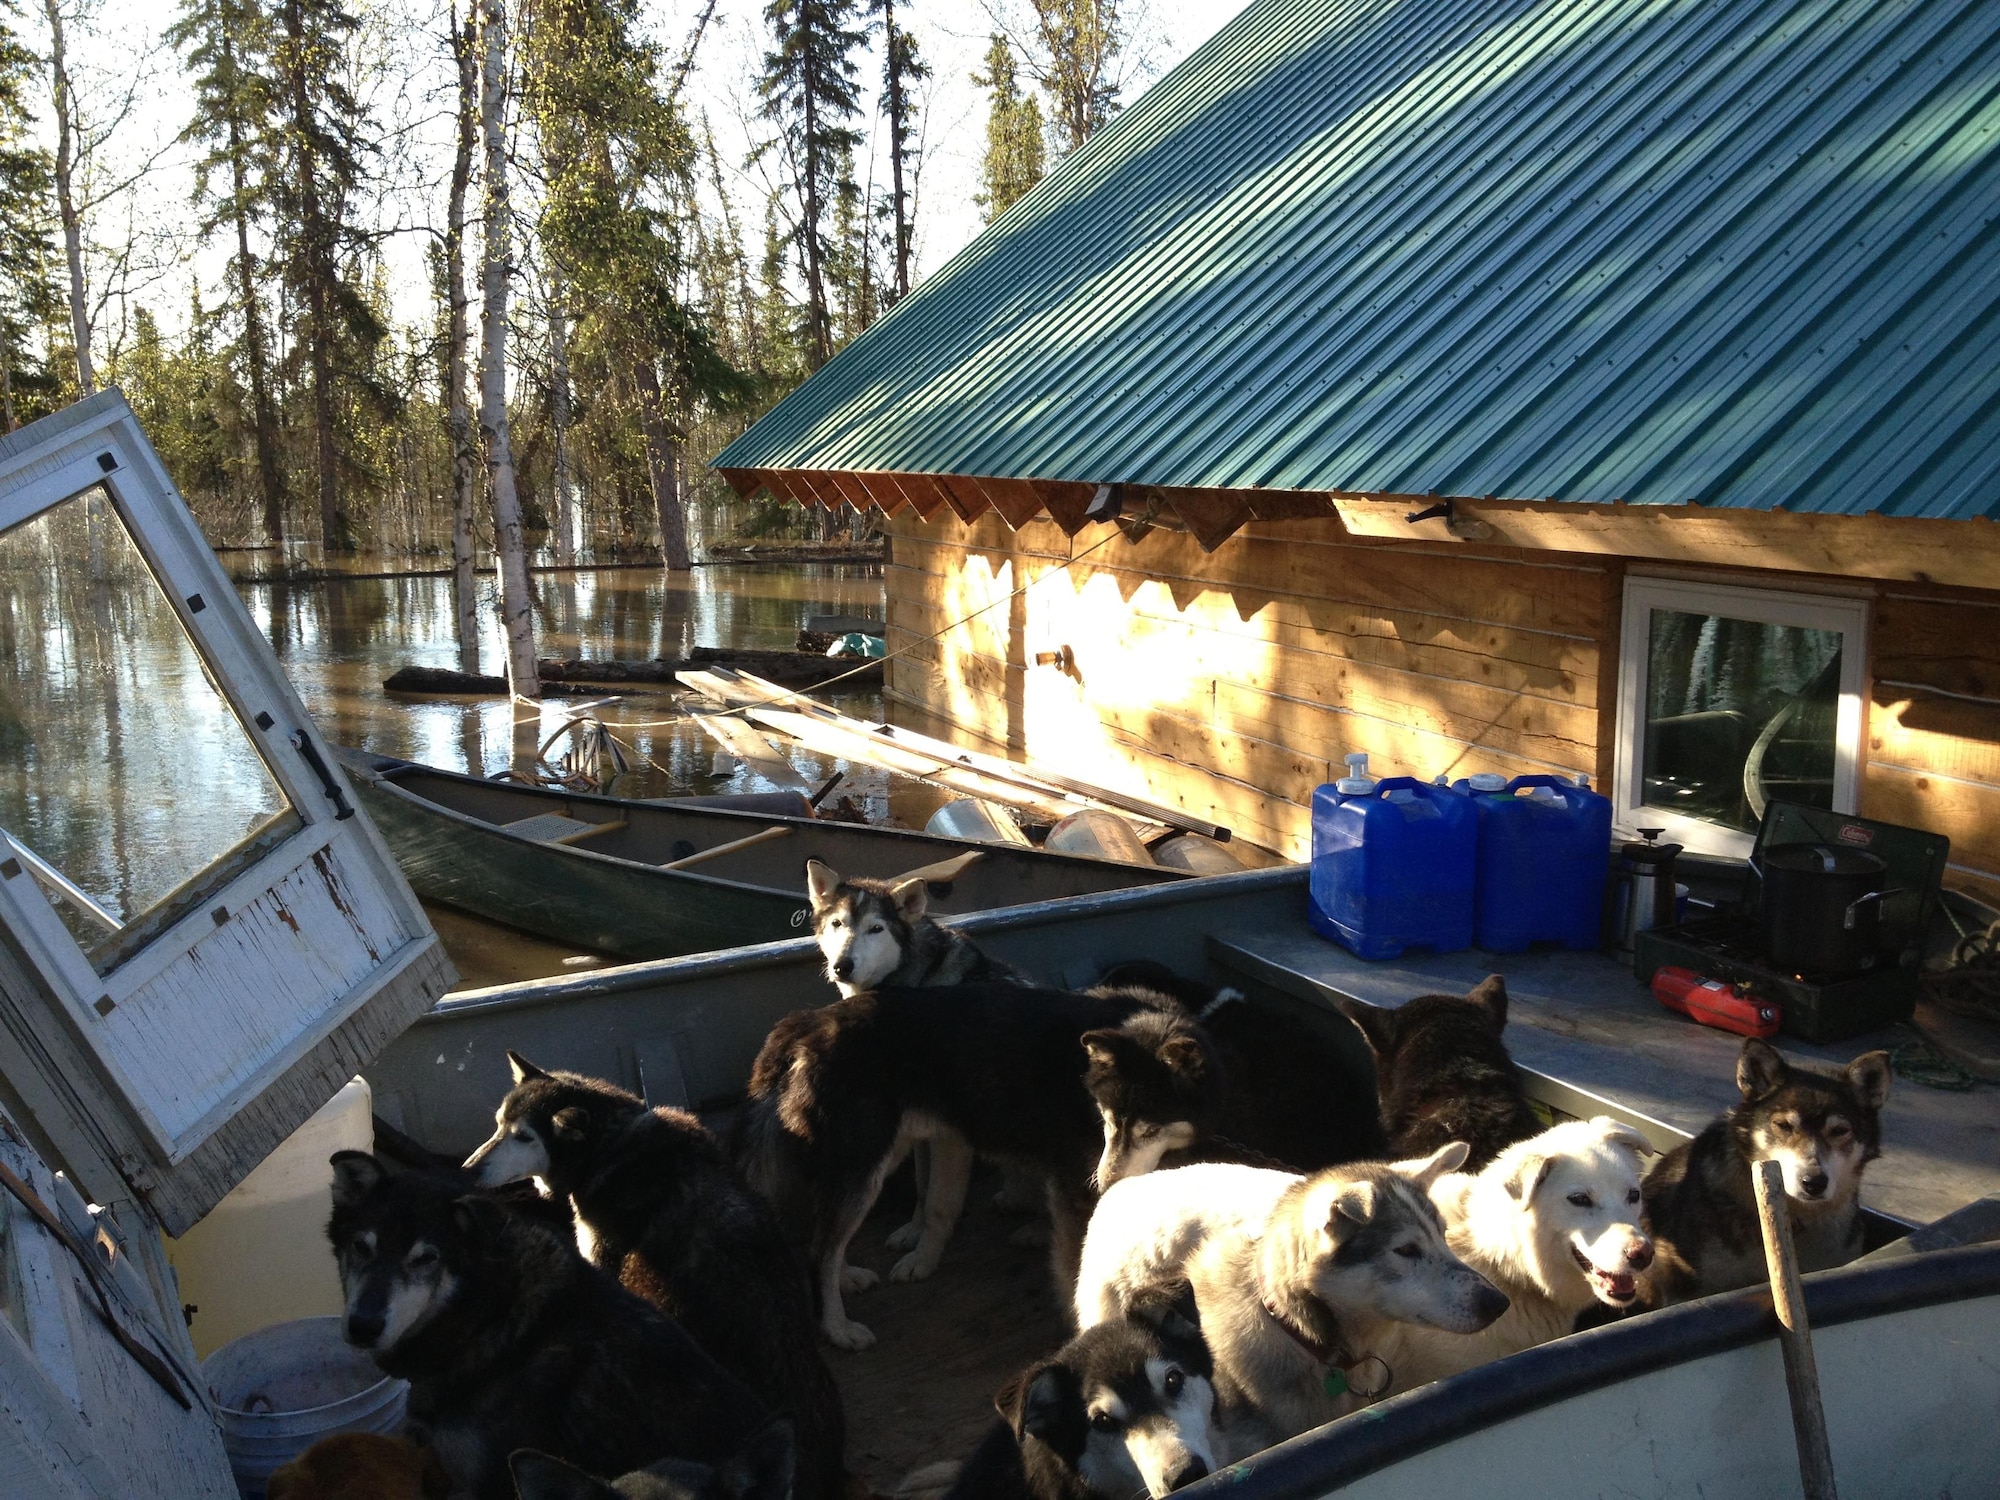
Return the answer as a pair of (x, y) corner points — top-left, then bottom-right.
(1210, 928), (2000, 1229)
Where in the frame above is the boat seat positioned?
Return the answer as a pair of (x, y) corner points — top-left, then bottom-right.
(500, 813), (628, 845)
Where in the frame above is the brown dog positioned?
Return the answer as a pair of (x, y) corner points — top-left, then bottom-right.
(266, 1433), (450, 1500)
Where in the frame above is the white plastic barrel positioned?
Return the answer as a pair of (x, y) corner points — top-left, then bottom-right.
(167, 1077), (373, 1357)
(924, 798), (1032, 846)
(1151, 833), (1248, 874)
(203, 1315), (408, 1499)
(1045, 809), (1156, 865)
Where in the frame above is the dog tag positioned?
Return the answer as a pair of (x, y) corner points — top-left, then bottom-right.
(1323, 1368), (1348, 1399)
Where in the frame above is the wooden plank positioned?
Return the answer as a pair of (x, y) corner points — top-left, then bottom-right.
(1331, 494), (2000, 593)
(1874, 591), (2000, 701)
(1861, 765), (2000, 877)
(1867, 691), (2000, 789)
(689, 712), (813, 790)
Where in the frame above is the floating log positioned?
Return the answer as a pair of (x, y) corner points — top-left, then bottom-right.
(703, 540), (886, 564)
(383, 648), (881, 697)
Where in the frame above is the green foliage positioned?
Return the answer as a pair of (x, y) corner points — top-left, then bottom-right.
(974, 34), (1044, 222)
(0, 0), (54, 419)
(1028, 0), (1121, 156)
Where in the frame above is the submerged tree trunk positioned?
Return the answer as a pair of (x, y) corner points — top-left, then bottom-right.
(478, 0), (539, 699)
(446, 1), (481, 673)
(44, 0), (93, 394)
(633, 359), (690, 572)
(548, 279), (576, 566)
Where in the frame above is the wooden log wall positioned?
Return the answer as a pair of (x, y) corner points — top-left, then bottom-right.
(883, 513), (1617, 859)
(886, 511), (2000, 906)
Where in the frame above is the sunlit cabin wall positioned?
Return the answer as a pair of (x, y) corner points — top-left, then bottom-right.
(1864, 585), (2000, 907)
(884, 511), (2000, 904)
(883, 512), (1615, 860)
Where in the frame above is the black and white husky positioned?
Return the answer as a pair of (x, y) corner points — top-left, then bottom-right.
(1071, 1148), (1506, 1457)
(741, 981), (1181, 1349)
(464, 1056), (846, 1500)
(327, 1152), (766, 1500)
(1643, 1038), (1890, 1301)
(806, 858), (1028, 996)
(945, 1284), (1221, 1500)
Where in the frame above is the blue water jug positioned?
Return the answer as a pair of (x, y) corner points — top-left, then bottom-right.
(1452, 773), (1612, 952)
(1309, 773), (1476, 959)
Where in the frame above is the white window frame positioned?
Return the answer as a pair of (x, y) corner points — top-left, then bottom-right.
(1614, 576), (1869, 859)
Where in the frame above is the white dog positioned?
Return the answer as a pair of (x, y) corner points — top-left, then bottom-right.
(1381, 1116), (1656, 1392)
(1071, 1147), (1507, 1460)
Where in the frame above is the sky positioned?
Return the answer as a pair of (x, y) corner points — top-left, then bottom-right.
(21, 0), (1253, 358)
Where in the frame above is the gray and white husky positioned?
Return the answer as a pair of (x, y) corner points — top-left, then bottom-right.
(1072, 1147), (1507, 1459)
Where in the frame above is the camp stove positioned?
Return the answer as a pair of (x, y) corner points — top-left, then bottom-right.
(1632, 801), (1950, 1043)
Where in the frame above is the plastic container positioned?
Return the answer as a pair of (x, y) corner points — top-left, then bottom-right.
(1452, 774), (1613, 952)
(167, 1078), (373, 1358)
(925, 798), (1032, 846)
(1151, 832), (1247, 874)
(203, 1315), (409, 1499)
(1309, 775), (1476, 959)
(1046, 809), (1156, 866)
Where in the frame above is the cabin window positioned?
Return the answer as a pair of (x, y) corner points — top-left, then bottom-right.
(1614, 578), (1867, 857)
(0, 486), (299, 971)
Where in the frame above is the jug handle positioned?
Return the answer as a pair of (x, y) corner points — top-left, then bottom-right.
(1368, 776), (1429, 797)
(1842, 888), (1904, 930)
(1505, 774), (1575, 793)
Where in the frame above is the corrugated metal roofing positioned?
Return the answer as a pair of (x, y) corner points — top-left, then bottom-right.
(717, 0), (2000, 521)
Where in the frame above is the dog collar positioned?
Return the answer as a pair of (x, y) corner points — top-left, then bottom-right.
(1257, 1286), (1392, 1401)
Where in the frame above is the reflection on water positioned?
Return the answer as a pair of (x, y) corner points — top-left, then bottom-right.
(0, 489), (296, 957)
(246, 564), (899, 808)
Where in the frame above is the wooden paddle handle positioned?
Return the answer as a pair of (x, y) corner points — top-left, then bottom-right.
(1754, 1158), (1840, 1500)
(659, 825), (793, 871)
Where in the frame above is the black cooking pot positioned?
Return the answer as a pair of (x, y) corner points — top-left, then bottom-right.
(1755, 842), (1899, 976)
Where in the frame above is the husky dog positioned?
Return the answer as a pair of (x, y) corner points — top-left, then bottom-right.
(806, 859), (1027, 996)
(741, 981), (1180, 1349)
(945, 1285), (1220, 1500)
(465, 1057), (845, 1500)
(510, 1418), (796, 1500)
(327, 1153), (766, 1500)
(1337, 977), (1541, 1169)
(1381, 1117), (1656, 1391)
(1071, 1149), (1506, 1456)
(1643, 1039), (1890, 1300)
(1088, 961), (1387, 1181)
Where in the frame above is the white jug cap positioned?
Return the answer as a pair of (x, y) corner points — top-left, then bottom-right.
(1468, 773), (1507, 792)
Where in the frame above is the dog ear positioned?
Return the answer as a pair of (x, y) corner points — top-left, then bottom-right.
(1503, 1152), (1553, 1204)
(328, 1151), (386, 1207)
(1395, 1140), (1470, 1187)
(1328, 1180), (1377, 1231)
(1157, 1034), (1208, 1081)
(1737, 1039), (1789, 1101)
(1845, 1050), (1892, 1111)
(551, 1107), (590, 1141)
(507, 1050), (548, 1085)
(889, 876), (929, 922)
(1466, 975), (1509, 1029)
(1125, 1278), (1206, 1354)
(1002, 1362), (1087, 1460)
(452, 1192), (509, 1240)
(804, 859), (841, 910)
(1080, 1028), (1127, 1071)
(1334, 997), (1393, 1055)
(1589, 1116), (1658, 1159)
(716, 1417), (797, 1500)
(508, 1451), (618, 1500)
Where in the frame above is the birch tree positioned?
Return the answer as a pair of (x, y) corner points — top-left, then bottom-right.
(41, 0), (90, 391)
(1028, 0), (1120, 156)
(441, 0), (479, 670)
(477, 0), (538, 697)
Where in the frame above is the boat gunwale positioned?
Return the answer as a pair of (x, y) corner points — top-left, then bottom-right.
(1194, 1240), (2000, 1500)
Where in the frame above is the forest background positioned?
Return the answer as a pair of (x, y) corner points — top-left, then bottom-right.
(0, 0), (1238, 577)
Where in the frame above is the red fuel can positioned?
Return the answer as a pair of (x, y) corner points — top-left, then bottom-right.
(1651, 966), (1780, 1038)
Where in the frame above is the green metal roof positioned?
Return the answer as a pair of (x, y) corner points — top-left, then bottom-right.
(718, 0), (2000, 521)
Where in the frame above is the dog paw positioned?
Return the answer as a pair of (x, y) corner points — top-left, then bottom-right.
(1008, 1221), (1052, 1249)
(840, 1263), (880, 1294)
(823, 1316), (878, 1351)
(889, 1249), (941, 1283)
(884, 1218), (924, 1252)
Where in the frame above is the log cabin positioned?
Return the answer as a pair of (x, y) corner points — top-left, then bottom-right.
(716, 0), (2000, 902)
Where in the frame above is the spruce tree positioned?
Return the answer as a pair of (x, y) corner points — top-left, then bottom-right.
(973, 34), (1043, 221)
(870, 0), (924, 304)
(757, 0), (862, 370)
(169, 0), (288, 545)
(269, 0), (390, 551)
(0, 0), (52, 429)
